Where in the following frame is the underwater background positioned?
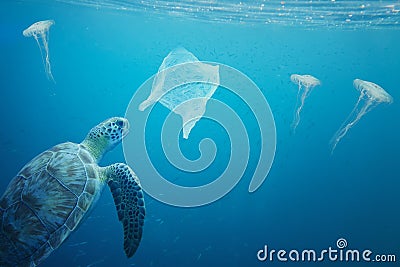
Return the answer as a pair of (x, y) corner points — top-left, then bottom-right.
(0, 0), (399, 266)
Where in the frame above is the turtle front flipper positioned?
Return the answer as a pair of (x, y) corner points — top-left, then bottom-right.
(103, 163), (145, 257)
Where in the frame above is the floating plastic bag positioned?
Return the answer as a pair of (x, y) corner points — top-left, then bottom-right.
(139, 47), (220, 139)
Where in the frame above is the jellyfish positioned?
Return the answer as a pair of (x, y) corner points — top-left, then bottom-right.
(290, 74), (321, 132)
(139, 47), (220, 139)
(23, 20), (55, 82)
(331, 79), (393, 153)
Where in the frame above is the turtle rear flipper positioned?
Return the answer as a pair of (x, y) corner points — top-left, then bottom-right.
(105, 163), (145, 257)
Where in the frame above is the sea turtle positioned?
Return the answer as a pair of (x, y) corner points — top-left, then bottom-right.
(0, 117), (145, 266)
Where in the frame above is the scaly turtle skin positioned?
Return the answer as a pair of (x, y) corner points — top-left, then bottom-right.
(0, 117), (145, 266)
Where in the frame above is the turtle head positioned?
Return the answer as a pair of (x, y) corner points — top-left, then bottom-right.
(82, 117), (129, 162)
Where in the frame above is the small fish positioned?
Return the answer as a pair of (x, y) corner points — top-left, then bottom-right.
(73, 250), (87, 262)
(86, 258), (105, 267)
(68, 241), (88, 247)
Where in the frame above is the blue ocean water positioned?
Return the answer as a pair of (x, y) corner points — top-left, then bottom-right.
(0, 1), (399, 266)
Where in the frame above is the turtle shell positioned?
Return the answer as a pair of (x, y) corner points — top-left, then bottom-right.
(0, 142), (102, 266)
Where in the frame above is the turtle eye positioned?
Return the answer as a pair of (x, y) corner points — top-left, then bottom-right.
(116, 120), (124, 127)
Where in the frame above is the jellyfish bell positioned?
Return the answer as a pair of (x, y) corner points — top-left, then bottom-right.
(289, 74), (321, 132)
(23, 20), (55, 82)
(290, 74), (321, 88)
(22, 20), (54, 37)
(353, 79), (393, 104)
(331, 79), (393, 153)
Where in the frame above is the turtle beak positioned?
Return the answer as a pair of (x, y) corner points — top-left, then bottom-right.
(122, 119), (130, 137)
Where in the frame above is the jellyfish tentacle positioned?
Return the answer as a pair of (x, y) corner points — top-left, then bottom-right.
(337, 93), (364, 134)
(291, 82), (303, 132)
(33, 34), (46, 73)
(292, 84), (313, 132)
(331, 94), (363, 153)
(331, 97), (374, 153)
(41, 31), (54, 82)
(300, 86), (311, 110)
